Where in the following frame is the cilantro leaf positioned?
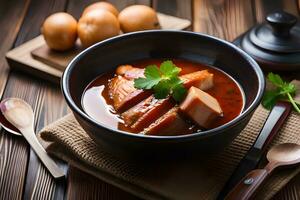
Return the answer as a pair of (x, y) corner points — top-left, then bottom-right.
(268, 73), (284, 87)
(172, 83), (187, 102)
(281, 83), (296, 94)
(134, 65), (161, 89)
(160, 60), (181, 77)
(144, 65), (161, 80)
(134, 78), (153, 89)
(153, 80), (170, 99)
(134, 60), (187, 102)
(262, 90), (281, 110)
(262, 73), (300, 113)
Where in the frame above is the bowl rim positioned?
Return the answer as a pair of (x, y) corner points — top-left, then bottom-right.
(62, 30), (265, 141)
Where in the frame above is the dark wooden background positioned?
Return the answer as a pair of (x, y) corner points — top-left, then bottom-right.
(0, 0), (300, 199)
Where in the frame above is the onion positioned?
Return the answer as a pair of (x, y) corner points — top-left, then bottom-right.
(78, 9), (120, 48)
(82, 2), (119, 17)
(42, 12), (77, 51)
(118, 5), (160, 33)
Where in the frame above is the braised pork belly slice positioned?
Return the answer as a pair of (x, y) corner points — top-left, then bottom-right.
(118, 90), (152, 112)
(180, 86), (223, 129)
(122, 95), (175, 131)
(142, 107), (192, 136)
(122, 95), (158, 126)
(109, 65), (149, 112)
(130, 97), (175, 132)
(108, 76), (135, 111)
(108, 76), (151, 112)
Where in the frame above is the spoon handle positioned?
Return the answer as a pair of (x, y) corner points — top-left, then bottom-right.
(225, 169), (268, 200)
(20, 127), (65, 179)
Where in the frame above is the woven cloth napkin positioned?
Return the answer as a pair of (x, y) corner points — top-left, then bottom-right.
(39, 105), (300, 200)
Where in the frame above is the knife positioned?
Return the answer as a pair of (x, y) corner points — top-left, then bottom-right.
(217, 101), (292, 199)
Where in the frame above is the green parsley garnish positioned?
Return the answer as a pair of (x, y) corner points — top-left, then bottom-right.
(262, 73), (300, 113)
(134, 60), (187, 102)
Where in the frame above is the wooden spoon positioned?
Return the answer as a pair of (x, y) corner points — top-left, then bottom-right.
(0, 98), (65, 179)
(225, 143), (300, 200)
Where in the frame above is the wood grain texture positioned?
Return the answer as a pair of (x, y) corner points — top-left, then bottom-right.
(0, 0), (30, 98)
(0, 1), (33, 199)
(24, 85), (69, 200)
(254, 0), (299, 23)
(153, 0), (192, 29)
(193, 0), (255, 41)
(19, 0), (69, 198)
(153, 0), (192, 19)
(66, 0), (99, 19)
(14, 0), (68, 46)
(0, 73), (44, 200)
(6, 36), (63, 84)
(108, 0), (151, 10)
(0, 0), (69, 200)
(67, 167), (140, 200)
(1, 1), (299, 200)
(273, 173), (300, 200)
(282, 0), (299, 16)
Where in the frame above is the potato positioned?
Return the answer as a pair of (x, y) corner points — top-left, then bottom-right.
(118, 5), (160, 33)
(42, 12), (77, 51)
(82, 2), (119, 17)
(77, 9), (120, 47)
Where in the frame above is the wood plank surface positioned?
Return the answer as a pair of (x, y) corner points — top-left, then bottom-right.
(16, 0), (66, 199)
(108, 0), (151, 10)
(273, 173), (300, 200)
(0, 73), (44, 200)
(0, 0), (30, 99)
(193, 0), (255, 41)
(153, 0), (192, 20)
(0, 0), (69, 200)
(0, 1), (33, 199)
(254, 0), (299, 23)
(67, 167), (140, 200)
(153, 0), (192, 30)
(18, 0), (70, 199)
(25, 85), (69, 200)
(1, 0), (300, 200)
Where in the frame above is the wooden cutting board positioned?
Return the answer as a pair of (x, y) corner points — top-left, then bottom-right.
(6, 13), (191, 83)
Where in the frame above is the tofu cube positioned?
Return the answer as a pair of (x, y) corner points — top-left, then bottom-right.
(179, 86), (223, 129)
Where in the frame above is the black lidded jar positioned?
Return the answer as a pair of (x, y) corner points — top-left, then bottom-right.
(233, 11), (300, 71)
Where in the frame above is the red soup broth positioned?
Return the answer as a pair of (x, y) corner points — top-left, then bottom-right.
(82, 59), (244, 134)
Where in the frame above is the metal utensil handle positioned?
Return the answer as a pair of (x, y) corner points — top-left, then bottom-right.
(20, 127), (65, 179)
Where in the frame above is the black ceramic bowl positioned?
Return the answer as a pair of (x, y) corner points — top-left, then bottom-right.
(62, 30), (265, 158)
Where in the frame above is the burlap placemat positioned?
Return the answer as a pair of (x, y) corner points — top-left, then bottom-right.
(39, 105), (300, 200)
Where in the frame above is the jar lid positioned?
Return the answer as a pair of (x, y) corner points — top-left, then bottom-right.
(234, 11), (300, 71)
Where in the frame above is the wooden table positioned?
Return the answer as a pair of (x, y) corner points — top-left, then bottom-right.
(1, 0), (300, 199)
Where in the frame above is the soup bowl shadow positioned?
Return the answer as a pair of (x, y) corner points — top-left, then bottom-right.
(62, 30), (265, 159)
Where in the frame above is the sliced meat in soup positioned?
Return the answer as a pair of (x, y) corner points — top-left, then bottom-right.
(82, 59), (244, 136)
